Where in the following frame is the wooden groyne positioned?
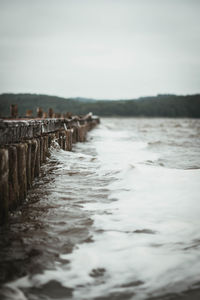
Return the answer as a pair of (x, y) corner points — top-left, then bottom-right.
(0, 111), (100, 225)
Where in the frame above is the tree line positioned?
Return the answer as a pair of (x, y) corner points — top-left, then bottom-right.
(0, 93), (200, 118)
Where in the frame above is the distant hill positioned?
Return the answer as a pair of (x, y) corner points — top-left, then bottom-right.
(0, 93), (200, 118)
(73, 97), (98, 102)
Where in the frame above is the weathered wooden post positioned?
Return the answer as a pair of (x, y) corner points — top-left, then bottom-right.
(8, 146), (19, 210)
(55, 131), (60, 147)
(65, 129), (73, 151)
(34, 139), (40, 177)
(0, 149), (9, 224)
(65, 112), (72, 119)
(72, 126), (78, 143)
(16, 143), (28, 203)
(48, 108), (54, 118)
(40, 137), (44, 164)
(59, 131), (64, 149)
(42, 112), (48, 118)
(77, 124), (86, 142)
(26, 110), (33, 118)
(31, 139), (38, 181)
(26, 141), (32, 189)
(37, 107), (43, 118)
(48, 133), (54, 148)
(10, 104), (18, 118)
(43, 135), (49, 161)
(55, 113), (61, 118)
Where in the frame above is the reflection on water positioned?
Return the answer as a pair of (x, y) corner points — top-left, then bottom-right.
(0, 118), (200, 300)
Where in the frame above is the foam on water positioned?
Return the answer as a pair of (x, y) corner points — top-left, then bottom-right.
(2, 118), (200, 300)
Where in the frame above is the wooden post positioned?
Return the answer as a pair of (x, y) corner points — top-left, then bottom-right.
(34, 139), (40, 177)
(59, 131), (64, 149)
(0, 149), (9, 224)
(26, 110), (33, 118)
(31, 139), (38, 180)
(48, 108), (54, 118)
(62, 131), (66, 150)
(65, 129), (73, 151)
(16, 143), (27, 204)
(78, 125), (86, 142)
(10, 104), (18, 118)
(65, 112), (72, 119)
(8, 146), (19, 210)
(40, 137), (44, 164)
(48, 134), (54, 148)
(55, 113), (61, 118)
(42, 112), (48, 118)
(43, 135), (49, 161)
(72, 126), (78, 143)
(55, 131), (60, 147)
(26, 141), (32, 189)
(37, 107), (43, 118)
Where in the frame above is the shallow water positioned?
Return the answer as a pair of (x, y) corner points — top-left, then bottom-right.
(0, 118), (200, 300)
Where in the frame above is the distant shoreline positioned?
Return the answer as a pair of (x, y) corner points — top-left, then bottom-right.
(0, 93), (200, 118)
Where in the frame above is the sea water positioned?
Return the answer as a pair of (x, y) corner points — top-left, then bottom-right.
(0, 118), (200, 300)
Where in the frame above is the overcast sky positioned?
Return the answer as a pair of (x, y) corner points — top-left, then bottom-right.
(0, 0), (199, 99)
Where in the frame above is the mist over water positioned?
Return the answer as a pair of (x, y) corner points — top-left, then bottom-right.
(0, 118), (200, 300)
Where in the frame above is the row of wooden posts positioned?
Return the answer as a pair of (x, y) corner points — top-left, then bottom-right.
(0, 107), (100, 225)
(10, 104), (73, 119)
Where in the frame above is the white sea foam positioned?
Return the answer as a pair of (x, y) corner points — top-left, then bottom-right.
(57, 120), (200, 299)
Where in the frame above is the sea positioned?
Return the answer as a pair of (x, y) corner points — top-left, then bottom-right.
(0, 117), (200, 300)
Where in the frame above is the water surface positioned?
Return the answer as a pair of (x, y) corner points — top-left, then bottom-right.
(0, 118), (200, 300)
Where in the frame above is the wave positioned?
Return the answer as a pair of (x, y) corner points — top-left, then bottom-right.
(1, 118), (200, 300)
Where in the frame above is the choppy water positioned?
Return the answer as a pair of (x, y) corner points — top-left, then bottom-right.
(0, 118), (200, 300)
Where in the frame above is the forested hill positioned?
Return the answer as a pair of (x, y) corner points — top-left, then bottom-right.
(0, 93), (200, 118)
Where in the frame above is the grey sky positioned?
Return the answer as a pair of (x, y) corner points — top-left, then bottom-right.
(0, 0), (200, 99)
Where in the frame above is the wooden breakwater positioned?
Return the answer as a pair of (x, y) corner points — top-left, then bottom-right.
(0, 112), (100, 225)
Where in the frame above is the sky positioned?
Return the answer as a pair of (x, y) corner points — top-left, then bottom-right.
(0, 0), (200, 99)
